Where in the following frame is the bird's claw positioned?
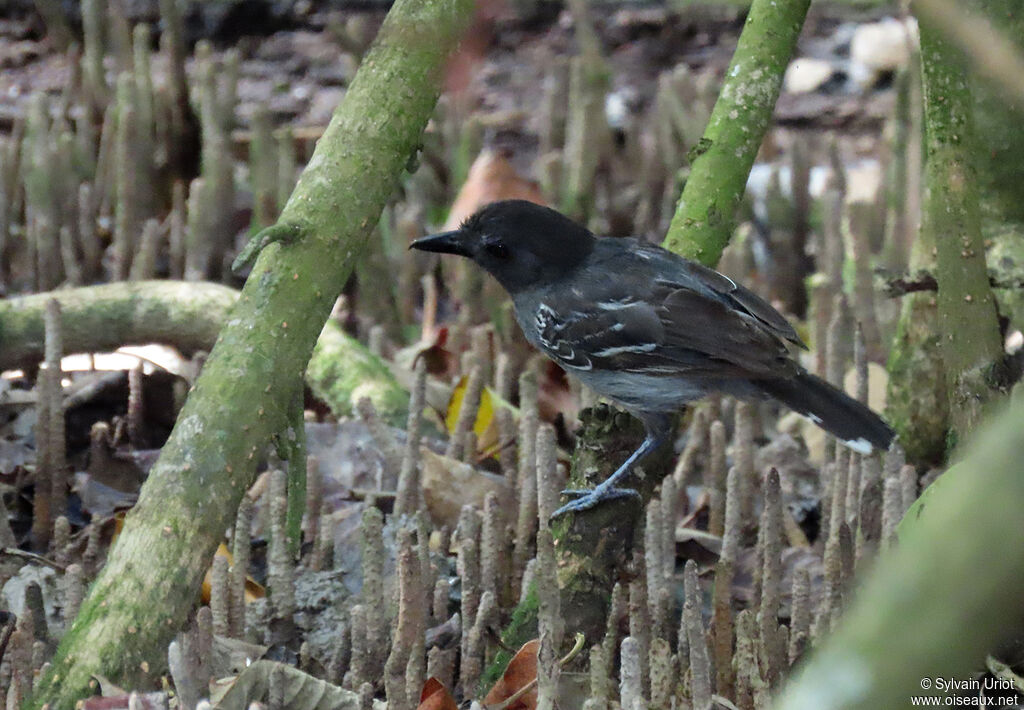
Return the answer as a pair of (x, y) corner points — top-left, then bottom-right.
(551, 486), (641, 518)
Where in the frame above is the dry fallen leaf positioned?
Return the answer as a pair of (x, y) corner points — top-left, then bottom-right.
(445, 375), (494, 442)
(442, 0), (500, 97)
(536, 361), (578, 430)
(443, 149), (546, 230)
(418, 677), (459, 710)
(401, 327), (456, 379)
(210, 660), (358, 710)
(420, 448), (514, 528)
(445, 377), (517, 459)
(483, 639), (540, 710)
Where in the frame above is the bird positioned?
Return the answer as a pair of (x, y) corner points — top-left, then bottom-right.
(411, 200), (894, 517)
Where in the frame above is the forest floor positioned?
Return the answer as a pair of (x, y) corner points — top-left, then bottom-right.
(4, 2), (997, 710)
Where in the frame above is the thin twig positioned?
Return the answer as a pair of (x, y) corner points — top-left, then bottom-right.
(879, 268), (1024, 297)
(0, 547), (66, 571)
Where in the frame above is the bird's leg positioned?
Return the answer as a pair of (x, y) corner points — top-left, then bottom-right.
(551, 428), (666, 518)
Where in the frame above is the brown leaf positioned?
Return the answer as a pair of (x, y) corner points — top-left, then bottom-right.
(443, 0), (503, 97)
(395, 327), (456, 380)
(443, 150), (547, 231)
(483, 639), (539, 710)
(536, 361), (578, 429)
(418, 677), (458, 710)
(421, 449), (514, 528)
(210, 660), (357, 710)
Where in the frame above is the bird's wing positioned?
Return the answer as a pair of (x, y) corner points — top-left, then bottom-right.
(529, 255), (800, 379)
(532, 297), (667, 372)
(529, 290), (779, 379)
(636, 246), (806, 349)
(651, 281), (798, 378)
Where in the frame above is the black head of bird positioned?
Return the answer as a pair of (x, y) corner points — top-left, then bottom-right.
(410, 200), (595, 292)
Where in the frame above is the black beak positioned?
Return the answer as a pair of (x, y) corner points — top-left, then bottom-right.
(409, 230), (471, 257)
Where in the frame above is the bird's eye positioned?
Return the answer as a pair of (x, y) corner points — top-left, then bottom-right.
(483, 239), (509, 259)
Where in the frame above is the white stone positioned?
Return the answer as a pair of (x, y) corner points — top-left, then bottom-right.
(850, 17), (914, 88)
(784, 57), (837, 94)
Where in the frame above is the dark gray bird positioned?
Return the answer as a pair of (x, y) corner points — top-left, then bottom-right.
(412, 200), (893, 517)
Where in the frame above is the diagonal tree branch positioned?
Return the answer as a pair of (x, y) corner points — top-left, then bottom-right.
(27, 0), (473, 706)
(661, 0), (811, 267)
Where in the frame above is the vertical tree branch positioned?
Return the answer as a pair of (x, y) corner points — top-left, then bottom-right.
(486, 0), (813, 680)
(916, 4), (1005, 445)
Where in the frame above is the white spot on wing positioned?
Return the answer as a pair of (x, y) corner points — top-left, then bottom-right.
(593, 343), (657, 358)
(597, 299), (634, 311)
(843, 437), (873, 455)
(536, 303), (557, 325)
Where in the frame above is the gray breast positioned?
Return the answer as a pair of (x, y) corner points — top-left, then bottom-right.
(570, 369), (705, 412)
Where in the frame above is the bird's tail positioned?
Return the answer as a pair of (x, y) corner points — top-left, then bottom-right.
(756, 370), (894, 455)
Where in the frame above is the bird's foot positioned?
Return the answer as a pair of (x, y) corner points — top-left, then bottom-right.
(551, 486), (641, 518)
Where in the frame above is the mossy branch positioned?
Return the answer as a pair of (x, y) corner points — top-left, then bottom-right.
(916, 3), (1005, 446)
(0, 281), (235, 368)
(27, 0), (471, 705)
(484, 407), (673, 687)
(552, 407), (671, 641)
(883, 47), (946, 464)
(773, 391), (1024, 710)
(0, 281), (409, 426)
(661, 0), (811, 266)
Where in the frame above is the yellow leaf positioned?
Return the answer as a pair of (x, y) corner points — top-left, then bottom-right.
(110, 497), (265, 607)
(201, 542), (265, 604)
(445, 378), (514, 457)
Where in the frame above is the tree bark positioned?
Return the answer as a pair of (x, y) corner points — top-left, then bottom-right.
(27, 0), (472, 705)
(0, 281), (234, 369)
(885, 206), (949, 464)
(661, 0), (811, 267)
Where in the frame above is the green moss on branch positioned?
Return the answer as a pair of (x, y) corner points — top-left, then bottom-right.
(307, 317), (409, 426)
(917, 5), (1005, 444)
(661, 0), (810, 266)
